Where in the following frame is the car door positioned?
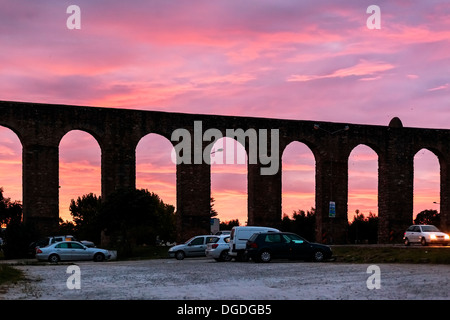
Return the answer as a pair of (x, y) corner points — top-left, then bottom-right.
(69, 242), (90, 260)
(54, 242), (72, 260)
(264, 234), (289, 258)
(185, 237), (205, 257)
(283, 234), (309, 259)
(405, 226), (415, 242)
(410, 226), (421, 242)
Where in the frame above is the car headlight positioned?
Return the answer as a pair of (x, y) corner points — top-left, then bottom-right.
(430, 234), (437, 240)
(445, 234), (450, 240)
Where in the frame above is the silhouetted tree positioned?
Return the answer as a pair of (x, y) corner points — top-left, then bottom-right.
(220, 219), (240, 230)
(68, 193), (102, 243)
(0, 187), (22, 226)
(348, 210), (378, 244)
(414, 209), (440, 226)
(58, 218), (76, 235)
(281, 208), (316, 241)
(0, 187), (36, 258)
(99, 188), (176, 256)
(210, 197), (218, 218)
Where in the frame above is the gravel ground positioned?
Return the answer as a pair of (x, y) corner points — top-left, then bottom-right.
(1, 258), (449, 300)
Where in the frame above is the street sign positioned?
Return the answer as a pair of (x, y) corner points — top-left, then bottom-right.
(210, 218), (220, 234)
(329, 201), (336, 218)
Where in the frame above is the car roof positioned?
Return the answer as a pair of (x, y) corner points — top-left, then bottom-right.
(408, 225), (437, 227)
(52, 240), (83, 245)
(48, 235), (74, 238)
(256, 231), (292, 234)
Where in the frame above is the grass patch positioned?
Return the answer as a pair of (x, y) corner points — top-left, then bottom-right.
(0, 264), (24, 285)
(331, 245), (450, 264)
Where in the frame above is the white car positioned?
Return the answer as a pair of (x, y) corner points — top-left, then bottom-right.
(228, 226), (279, 261)
(35, 241), (111, 262)
(168, 235), (219, 260)
(403, 225), (450, 246)
(206, 235), (231, 262)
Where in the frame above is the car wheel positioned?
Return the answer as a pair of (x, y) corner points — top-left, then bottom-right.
(259, 250), (271, 263)
(175, 251), (185, 260)
(93, 253), (105, 262)
(48, 254), (60, 263)
(404, 238), (410, 246)
(313, 250), (325, 262)
(219, 250), (231, 262)
(420, 237), (427, 246)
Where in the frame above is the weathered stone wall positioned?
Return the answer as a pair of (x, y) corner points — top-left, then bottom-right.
(1, 101), (449, 243)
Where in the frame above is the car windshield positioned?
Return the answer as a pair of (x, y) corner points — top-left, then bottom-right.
(421, 225), (440, 232)
(184, 237), (195, 244)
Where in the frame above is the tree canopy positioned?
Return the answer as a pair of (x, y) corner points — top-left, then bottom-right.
(65, 188), (176, 256)
(414, 209), (440, 226)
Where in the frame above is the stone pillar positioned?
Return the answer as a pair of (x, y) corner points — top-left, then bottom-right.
(378, 153), (414, 243)
(315, 152), (348, 244)
(247, 162), (282, 227)
(101, 144), (136, 198)
(22, 143), (60, 235)
(377, 118), (414, 243)
(440, 160), (450, 232)
(176, 163), (211, 241)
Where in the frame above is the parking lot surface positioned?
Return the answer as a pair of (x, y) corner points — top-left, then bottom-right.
(2, 258), (449, 300)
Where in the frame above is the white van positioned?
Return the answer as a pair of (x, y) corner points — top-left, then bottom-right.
(228, 226), (279, 261)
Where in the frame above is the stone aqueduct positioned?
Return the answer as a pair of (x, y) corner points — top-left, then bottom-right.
(1, 100), (449, 243)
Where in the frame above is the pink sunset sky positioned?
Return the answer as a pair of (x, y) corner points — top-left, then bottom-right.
(0, 1), (448, 224)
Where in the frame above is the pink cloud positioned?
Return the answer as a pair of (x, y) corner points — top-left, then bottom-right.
(287, 60), (395, 82)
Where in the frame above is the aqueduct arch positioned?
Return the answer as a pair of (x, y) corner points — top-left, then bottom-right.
(1, 101), (450, 243)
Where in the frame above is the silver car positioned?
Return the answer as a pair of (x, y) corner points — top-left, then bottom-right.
(206, 235), (231, 262)
(35, 241), (111, 262)
(168, 235), (219, 260)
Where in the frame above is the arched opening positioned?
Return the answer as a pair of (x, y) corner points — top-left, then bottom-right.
(210, 137), (247, 226)
(348, 144), (379, 243)
(136, 133), (176, 209)
(413, 148), (440, 223)
(348, 145), (379, 219)
(0, 126), (22, 207)
(59, 130), (101, 222)
(281, 141), (315, 219)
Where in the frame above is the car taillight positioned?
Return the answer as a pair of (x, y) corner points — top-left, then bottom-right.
(212, 244), (219, 249)
(249, 242), (258, 249)
(36, 248), (42, 254)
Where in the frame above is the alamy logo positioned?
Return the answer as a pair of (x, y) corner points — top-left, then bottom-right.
(366, 5), (381, 29)
(366, 265), (381, 289)
(66, 265), (81, 290)
(171, 121), (280, 175)
(66, 5), (81, 30)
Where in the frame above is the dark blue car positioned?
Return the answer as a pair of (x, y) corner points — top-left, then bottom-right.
(246, 232), (332, 262)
